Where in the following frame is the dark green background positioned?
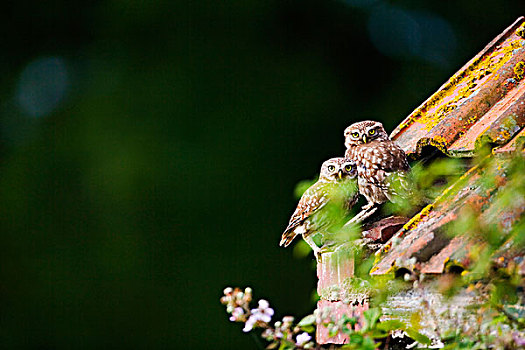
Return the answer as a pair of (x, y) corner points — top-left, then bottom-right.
(1, 1), (523, 348)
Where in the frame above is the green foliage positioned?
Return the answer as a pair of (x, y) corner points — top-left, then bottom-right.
(297, 314), (316, 333)
(335, 153), (524, 349)
(421, 154), (525, 349)
(383, 157), (464, 217)
(362, 308), (381, 332)
(324, 308), (431, 349)
(293, 240), (313, 259)
(225, 150), (525, 349)
(294, 178), (318, 199)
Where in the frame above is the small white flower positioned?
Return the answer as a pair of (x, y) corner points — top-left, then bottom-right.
(220, 295), (232, 304)
(258, 299), (269, 309)
(296, 332), (312, 346)
(251, 299), (274, 323)
(243, 316), (256, 332)
(282, 316), (294, 324)
(223, 287), (233, 295)
(245, 287), (252, 294)
(229, 307), (244, 322)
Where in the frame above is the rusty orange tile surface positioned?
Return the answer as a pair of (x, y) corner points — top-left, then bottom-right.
(448, 78), (525, 155)
(494, 127), (525, 154)
(370, 18), (525, 278)
(371, 156), (514, 276)
(420, 236), (466, 274)
(362, 216), (408, 243)
(390, 17), (525, 158)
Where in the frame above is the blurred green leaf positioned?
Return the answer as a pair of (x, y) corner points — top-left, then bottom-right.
(278, 339), (295, 350)
(376, 319), (405, 332)
(300, 325), (314, 333)
(406, 328), (431, 345)
(362, 308), (381, 332)
(362, 336), (377, 350)
(298, 314), (316, 327)
(294, 178), (318, 199)
(292, 240), (312, 259)
(368, 329), (388, 339)
(266, 341), (279, 349)
(328, 324), (339, 338)
(349, 333), (363, 344)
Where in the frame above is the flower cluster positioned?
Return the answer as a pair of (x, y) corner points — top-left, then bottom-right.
(220, 287), (252, 324)
(244, 299), (274, 332)
(220, 287), (435, 349)
(221, 287), (315, 349)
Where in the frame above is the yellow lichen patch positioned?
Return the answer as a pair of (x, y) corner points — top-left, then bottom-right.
(415, 136), (450, 155)
(466, 114), (478, 125)
(402, 204), (434, 232)
(370, 260), (396, 276)
(403, 37), (524, 133)
(514, 61), (525, 80)
(414, 83), (475, 132)
(445, 259), (466, 272)
(495, 127), (512, 143)
(510, 39), (523, 50)
(429, 135), (449, 153)
(370, 263), (380, 274)
(518, 23), (525, 39)
(372, 241), (392, 269)
(475, 119), (516, 150)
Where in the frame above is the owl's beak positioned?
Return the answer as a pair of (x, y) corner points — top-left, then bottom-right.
(338, 170), (343, 180)
(362, 135), (368, 143)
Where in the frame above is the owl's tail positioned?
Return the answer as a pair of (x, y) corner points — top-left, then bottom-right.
(279, 229), (297, 247)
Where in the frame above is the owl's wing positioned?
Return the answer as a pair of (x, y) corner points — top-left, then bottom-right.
(389, 143), (410, 172)
(375, 142), (410, 173)
(344, 192), (360, 211)
(363, 142), (410, 198)
(280, 182), (330, 247)
(384, 143), (411, 197)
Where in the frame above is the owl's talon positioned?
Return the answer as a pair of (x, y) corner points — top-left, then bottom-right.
(361, 202), (375, 211)
(315, 251), (322, 263)
(319, 244), (334, 254)
(345, 205), (378, 226)
(308, 246), (320, 262)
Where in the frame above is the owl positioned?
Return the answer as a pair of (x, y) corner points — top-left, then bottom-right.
(344, 120), (410, 212)
(280, 157), (358, 260)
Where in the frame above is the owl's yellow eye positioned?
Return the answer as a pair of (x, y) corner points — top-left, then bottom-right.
(327, 165), (335, 172)
(368, 129), (376, 135)
(351, 132), (359, 138)
(344, 164), (353, 172)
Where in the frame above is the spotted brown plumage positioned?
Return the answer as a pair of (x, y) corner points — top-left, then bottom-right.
(280, 158), (358, 259)
(344, 120), (410, 210)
